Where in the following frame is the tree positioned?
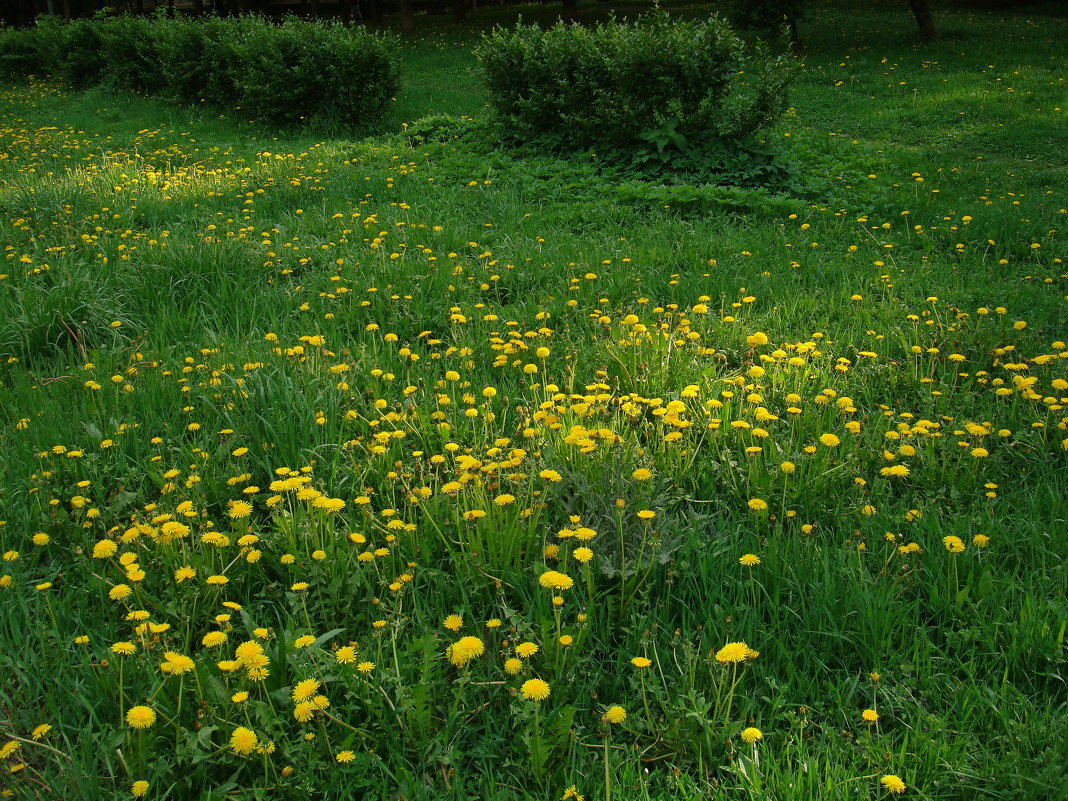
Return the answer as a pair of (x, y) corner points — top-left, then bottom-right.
(907, 0), (938, 40)
(398, 0), (414, 32)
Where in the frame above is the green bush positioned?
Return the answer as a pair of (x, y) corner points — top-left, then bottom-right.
(55, 19), (107, 90)
(476, 15), (794, 151)
(0, 15), (401, 128)
(97, 15), (170, 94)
(233, 18), (401, 125)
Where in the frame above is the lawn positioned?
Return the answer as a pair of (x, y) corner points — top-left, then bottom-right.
(0, 2), (1065, 800)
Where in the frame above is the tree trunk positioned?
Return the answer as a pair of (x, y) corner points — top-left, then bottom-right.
(788, 17), (802, 55)
(398, 0), (414, 33)
(192, 0), (203, 13)
(452, 0), (465, 23)
(561, 0), (576, 23)
(907, 0), (937, 41)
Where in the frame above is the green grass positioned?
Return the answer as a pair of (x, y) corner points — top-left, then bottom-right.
(0, 2), (1066, 800)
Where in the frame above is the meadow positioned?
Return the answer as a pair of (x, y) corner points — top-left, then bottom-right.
(0, 2), (1066, 799)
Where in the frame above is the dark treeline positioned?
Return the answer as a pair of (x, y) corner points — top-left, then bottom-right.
(2, 1), (1060, 42)
(0, 0), (559, 28)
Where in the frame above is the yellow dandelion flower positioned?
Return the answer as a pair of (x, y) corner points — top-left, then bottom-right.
(538, 570), (574, 591)
(504, 657), (524, 675)
(126, 706), (156, 729)
(336, 646), (358, 664)
(880, 775), (906, 794)
(715, 642), (750, 663)
(229, 727), (258, 756)
(740, 727), (763, 743)
(520, 678), (550, 701)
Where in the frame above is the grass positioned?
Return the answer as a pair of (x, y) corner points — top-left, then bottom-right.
(0, 2), (1066, 800)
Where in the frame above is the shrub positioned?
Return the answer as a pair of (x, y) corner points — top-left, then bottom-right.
(97, 14), (171, 93)
(156, 16), (262, 106)
(55, 19), (107, 89)
(0, 16), (65, 80)
(0, 15), (401, 128)
(233, 18), (401, 125)
(476, 15), (794, 152)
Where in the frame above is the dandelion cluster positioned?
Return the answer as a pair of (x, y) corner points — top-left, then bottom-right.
(0, 19), (1064, 799)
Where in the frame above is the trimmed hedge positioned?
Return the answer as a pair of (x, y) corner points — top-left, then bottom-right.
(0, 15), (401, 127)
(476, 16), (794, 151)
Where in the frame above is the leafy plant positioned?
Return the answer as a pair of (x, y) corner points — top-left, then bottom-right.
(476, 14), (794, 152)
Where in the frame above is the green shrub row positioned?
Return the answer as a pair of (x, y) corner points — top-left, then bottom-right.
(0, 15), (402, 126)
(475, 15), (795, 151)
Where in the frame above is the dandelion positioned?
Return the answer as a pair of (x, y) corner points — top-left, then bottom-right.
(631, 468), (652, 480)
(516, 642), (539, 658)
(630, 656), (651, 669)
(335, 646), (357, 664)
(715, 642), (750, 663)
(747, 498), (767, 512)
(31, 724), (51, 740)
(229, 727), (258, 755)
(740, 727), (763, 743)
(336, 750), (356, 763)
(131, 780), (149, 797)
(505, 657), (524, 675)
(862, 709), (879, 723)
(539, 570), (574, 591)
(602, 706), (626, 724)
(443, 614), (464, 631)
(820, 433), (840, 447)
(880, 775), (906, 794)
(943, 536), (965, 554)
(573, 547), (593, 563)
(126, 706), (156, 729)
(636, 509), (656, 520)
(160, 651), (195, 675)
(521, 678), (551, 702)
(228, 500), (252, 519)
(447, 635), (485, 667)
(92, 540), (118, 559)
(739, 554), (761, 567)
(292, 678), (320, 702)
(357, 661), (375, 673)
